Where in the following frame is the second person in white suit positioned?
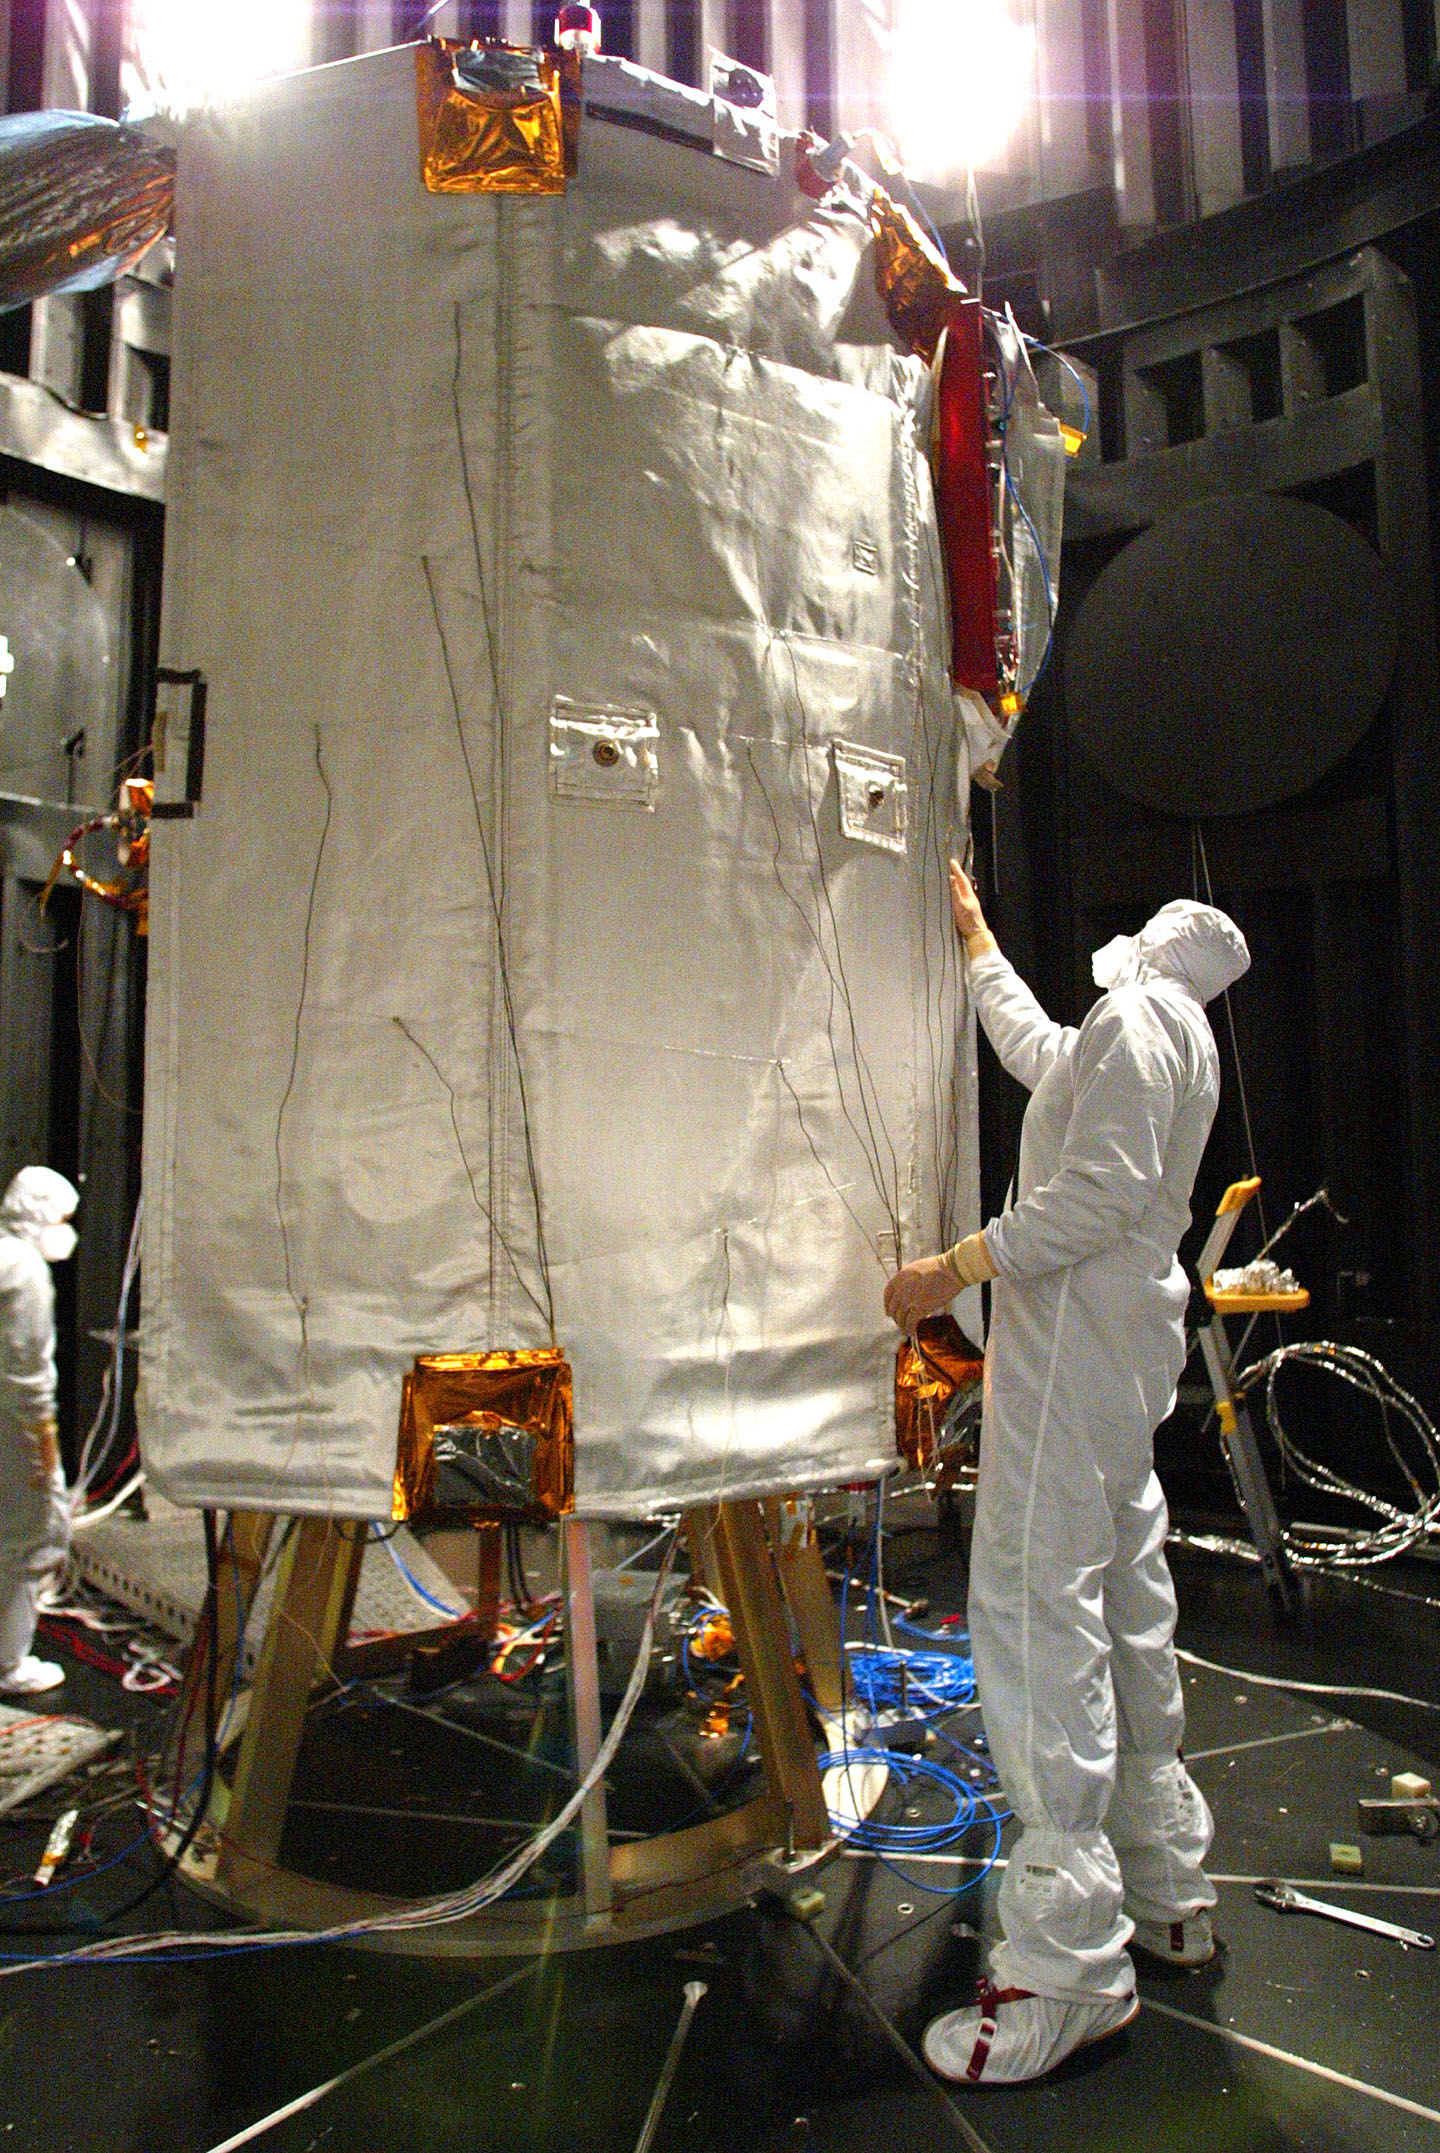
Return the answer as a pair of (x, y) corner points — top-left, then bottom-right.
(885, 862), (1250, 2084)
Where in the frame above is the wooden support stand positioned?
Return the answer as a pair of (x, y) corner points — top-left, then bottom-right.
(766, 1495), (846, 1714)
(166, 1509), (274, 1799)
(219, 1518), (366, 1878)
(174, 1495), (839, 1954)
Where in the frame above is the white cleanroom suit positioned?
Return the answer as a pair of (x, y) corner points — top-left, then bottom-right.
(0, 1167), (78, 1693)
(965, 902), (1250, 2007)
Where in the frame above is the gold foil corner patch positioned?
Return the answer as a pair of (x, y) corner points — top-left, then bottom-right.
(415, 39), (571, 196)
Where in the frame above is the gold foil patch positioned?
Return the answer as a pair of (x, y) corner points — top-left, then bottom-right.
(869, 190), (967, 365)
(415, 39), (573, 196)
(895, 1315), (983, 1472)
(394, 1346), (574, 1524)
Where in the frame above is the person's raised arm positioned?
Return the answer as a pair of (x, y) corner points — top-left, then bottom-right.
(951, 860), (1072, 1094)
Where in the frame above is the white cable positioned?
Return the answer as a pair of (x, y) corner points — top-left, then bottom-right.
(73, 1193), (144, 1501)
(0, 1529), (681, 1974)
(611, 1519), (679, 1572)
(1235, 1339), (1440, 1571)
(874, 1481), (895, 1650)
(71, 1470), (146, 1530)
(1175, 1647), (1440, 1714)
(122, 1645), (183, 1693)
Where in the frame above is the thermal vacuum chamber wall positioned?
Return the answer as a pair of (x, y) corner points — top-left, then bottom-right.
(138, 43), (982, 1520)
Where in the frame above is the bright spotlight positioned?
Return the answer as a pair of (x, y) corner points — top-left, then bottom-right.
(123, 0), (312, 118)
(889, 0), (1035, 178)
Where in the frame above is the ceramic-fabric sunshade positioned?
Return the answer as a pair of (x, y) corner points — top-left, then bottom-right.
(139, 44), (980, 1519)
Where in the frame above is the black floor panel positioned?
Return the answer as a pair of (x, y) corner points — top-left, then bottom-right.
(6, 1545), (1440, 2152)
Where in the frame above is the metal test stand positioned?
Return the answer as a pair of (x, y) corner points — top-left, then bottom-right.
(1194, 1175), (1308, 1613)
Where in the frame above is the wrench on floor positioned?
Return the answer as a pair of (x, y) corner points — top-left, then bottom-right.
(1254, 1879), (1435, 1950)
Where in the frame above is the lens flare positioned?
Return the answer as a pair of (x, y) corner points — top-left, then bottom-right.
(123, 0), (312, 118)
(889, 0), (1035, 176)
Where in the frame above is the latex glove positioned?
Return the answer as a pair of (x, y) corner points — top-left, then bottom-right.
(943, 1231), (998, 1288)
(29, 1419), (59, 1488)
(949, 859), (997, 960)
(884, 1253), (961, 1334)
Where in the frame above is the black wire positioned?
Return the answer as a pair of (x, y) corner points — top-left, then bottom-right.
(744, 737), (881, 1212)
(505, 1521), (530, 1611)
(855, 1887), (960, 1967)
(420, 555), (556, 1341)
(743, 733), (901, 1255)
(391, 1013), (553, 1335)
(99, 1507), (223, 1928)
(917, 519), (969, 1220)
(446, 304), (557, 1335)
(773, 635), (904, 1239)
(1192, 829), (1267, 1232)
(773, 1058), (886, 1266)
(274, 726), (334, 1377)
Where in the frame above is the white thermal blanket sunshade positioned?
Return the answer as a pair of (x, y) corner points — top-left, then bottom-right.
(139, 45), (979, 1519)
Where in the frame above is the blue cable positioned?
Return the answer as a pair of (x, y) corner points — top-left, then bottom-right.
(0, 1930), (340, 1969)
(887, 166), (949, 265)
(375, 1525), (467, 1618)
(1002, 461), (1057, 693)
(0, 1811), (166, 1907)
(895, 1612), (970, 1649)
(845, 1645), (978, 1717)
(872, 1809), (1008, 1898)
(818, 1744), (1008, 1897)
(822, 1503), (1005, 1896)
(1021, 334), (1093, 438)
(983, 326), (1060, 697)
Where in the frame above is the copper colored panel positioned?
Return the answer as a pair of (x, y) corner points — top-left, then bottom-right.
(393, 1347), (574, 1524)
(415, 40), (570, 196)
(895, 1315), (983, 1471)
(869, 190), (965, 365)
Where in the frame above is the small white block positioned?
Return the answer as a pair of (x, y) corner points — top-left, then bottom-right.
(1391, 1771), (1433, 1801)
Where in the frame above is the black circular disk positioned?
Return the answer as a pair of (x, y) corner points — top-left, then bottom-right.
(1064, 493), (1398, 818)
(0, 505), (112, 802)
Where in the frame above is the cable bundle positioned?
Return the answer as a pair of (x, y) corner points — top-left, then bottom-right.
(817, 1499), (1005, 1894)
(68, 1194), (146, 1528)
(819, 1746), (1005, 1896)
(0, 1531), (681, 1974)
(845, 1642), (977, 1718)
(1236, 1339), (1440, 1568)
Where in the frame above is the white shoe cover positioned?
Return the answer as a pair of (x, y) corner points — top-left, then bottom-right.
(0, 1655), (65, 1695)
(1130, 1910), (1215, 1967)
(922, 1978), (1139, 2084)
